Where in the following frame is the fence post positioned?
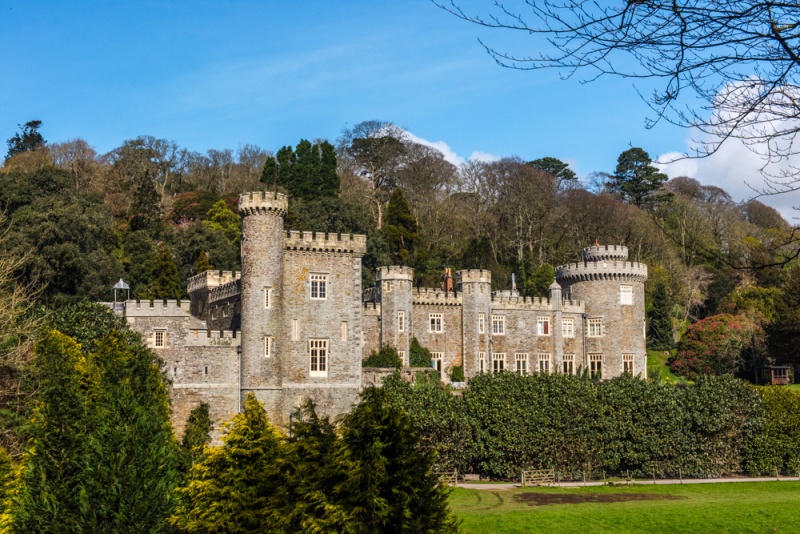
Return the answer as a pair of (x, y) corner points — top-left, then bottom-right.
(653, 467), (656, 485)
(679, 468), (682, 484)
(583, 469), (586, 486)
(776, 467), (780, 481)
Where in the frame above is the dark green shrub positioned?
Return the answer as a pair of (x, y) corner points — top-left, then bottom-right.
(409, 337), (432, 367)
(450, 365), (464, 382)
(744, 386), (800, 475)
(363, 344), (402, 368)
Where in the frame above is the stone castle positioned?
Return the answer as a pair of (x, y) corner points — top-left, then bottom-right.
(122, 191), (648, 436)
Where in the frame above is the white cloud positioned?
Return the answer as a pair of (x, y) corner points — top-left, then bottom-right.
(468, 150), (502, 163)
(402, 130), (502, 167)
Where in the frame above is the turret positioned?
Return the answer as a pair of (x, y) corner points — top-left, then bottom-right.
(457, 269), (492, 376)
(376, 266), (414, 361)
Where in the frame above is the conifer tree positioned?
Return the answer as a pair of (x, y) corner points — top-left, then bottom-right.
(181, 402), (213, 468)
(193, 250), (212, 275)
(383, 188), (419, 265)
(608, 147), (668, 208)
(170, 394), (284, 534)
(147, 242), (182, 299)
(648, 282), (674, 350)
(129, 171), (164, 236)
(260, 139), (339, 201)
(203, 199), (242, 246)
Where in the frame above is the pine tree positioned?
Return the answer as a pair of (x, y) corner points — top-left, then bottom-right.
(170, 394), (284, 533)
(147, 242), (182, 299)
(181, 402), (213, 468)
(609, 147), (668, 207)
(383, 188), (419, 265)
(648, 282), (674, 350)
(194, 250), (212, 275)
(5, 120), (45, 161)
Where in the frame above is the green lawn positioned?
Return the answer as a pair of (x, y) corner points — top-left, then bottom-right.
(450, 482), (800, 533)
(646, 349), (684, 383)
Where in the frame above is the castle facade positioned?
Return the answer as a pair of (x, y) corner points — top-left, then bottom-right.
(122, 191), (648, 436)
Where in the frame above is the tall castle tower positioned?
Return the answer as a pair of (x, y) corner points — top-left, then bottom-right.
(238, 191), (288, 416)
(555, 245), (648, 378)
(377, 266), (413, 359)
(457, 269), (492, 376)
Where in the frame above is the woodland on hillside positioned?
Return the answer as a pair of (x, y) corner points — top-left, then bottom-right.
(1, 119), (798, 381)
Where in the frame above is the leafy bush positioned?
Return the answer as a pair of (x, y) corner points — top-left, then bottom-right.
(409, 337), (432, 367)
(744, 386), (800, 475)
(363, 344), (402, 368)
(450, 365), (464, 382)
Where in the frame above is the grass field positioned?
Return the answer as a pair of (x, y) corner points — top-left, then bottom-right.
(646, 349), (684, 383)
(450, 482), (800, 533)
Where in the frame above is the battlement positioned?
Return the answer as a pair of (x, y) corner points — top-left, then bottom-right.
(412, 287), (462, 306)
(583, 244), (628, 261)
(284, 230), (367, 254)
(456, 269), (492, 284)
(555, 261), (648, 283)
(187, 270), (241, 293)
(491, 295), (553, 310)
(238, 191), (288, 216)
(185, 329), (241, 347)
(377, 265), (414, 281)
(124, 299), (192, 317)
(209, 279), (242, 303)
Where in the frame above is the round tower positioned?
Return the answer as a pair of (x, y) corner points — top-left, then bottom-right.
(376, 266), (414, 360)
(238, 191), (288, 413)
(555, 245), (648, 379)
(457, 269), (492, 377)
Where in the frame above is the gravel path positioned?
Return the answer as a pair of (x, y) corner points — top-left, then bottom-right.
(457, 476), (800, 491)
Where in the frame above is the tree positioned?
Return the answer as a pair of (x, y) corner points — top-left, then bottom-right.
(203, 199), (241, 246)
(648, 282), (674, 351)
(194, 250), (212, 275)
(129, 171), (164, 236)
(5, 121), (45, 161)
(383, 188), (420, 265)
(523, 263), (555, 298)
(260, 139), (339, 201)
(410, 337), (433, 368)
(181, 402), (213, 468)
(363, 345), (403, 368)
(436, 2), (800, 195)
(527, 157), (576, 185)
(147, 243), (182, 299)
(609, 148), (668, 207)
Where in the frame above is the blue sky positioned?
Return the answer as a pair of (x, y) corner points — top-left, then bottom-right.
(2, 1), (797, 218)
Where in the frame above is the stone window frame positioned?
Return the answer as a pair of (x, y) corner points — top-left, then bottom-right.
(537, 316), (551, 336)
(341, 322), (348, 341)
(514, 353), (529, 376)
(589, 353), (603, 379)
(619, 285), (633, 305)
(222, 303), (229, 317)
(491, 315), (505, 335)
(623, 353), (635, 374)
(563, 354), (575, 375)
(587, 318), (603, 337)
(562, 318), (575, 338)
(309, 339), (328, 377)
(491, 352), (506, 373)
(211, 306), (218, 320)
(310, 273), (328, 300)
(538, 353), (551, 374)
(431, 352), (444, 373)
(153, 329), (167, 349)
(264, 286), (272, 308)
(398, 311), (406, 332)
(292, 319), (299, 341)
(478, 313), (485, 334)
(479, 352), (486, 373)
(264, 336), (272, 358)
(429, 313), (443, 333)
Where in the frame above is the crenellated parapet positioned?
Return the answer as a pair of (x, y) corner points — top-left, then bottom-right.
(412, 287), (462, 306)
(376, 265), (414, 281)
(125, 299), (191, 316)
(583, 244), (629, 262)
(456, 269), (492, 285)
(187, 270), (241, 294)
(561, 300), (585, 313)
(184, 329), (241, 347)
(555, 261), (648, 283)
(238, 191), (288, 217)
(209, 279), (242, 303)
(491, 295), (554, 310)
(284, 230), (367, 254)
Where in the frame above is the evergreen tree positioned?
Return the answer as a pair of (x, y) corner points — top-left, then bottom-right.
(382, 188), (419, 265)
(260, 139), (339, 201)
(129, 171), (164, 236)
(410, 337), (433, 367)
(147, 242), (182, 299)
(768, 265), (800, 367)
(336, 387), (458, 533)
(648, 282), (674, 350)
(203, 199), (241, 246)
(181, 402), (213, 468)
(523, 263), (555, 297)
(194, 250), (212, 275)
(527, 156), (576, 184)
(363, 345), (403, 368)
(170, 394), (284, 533)
(608, 147), (668, 207)
(5, 120), (45, 161)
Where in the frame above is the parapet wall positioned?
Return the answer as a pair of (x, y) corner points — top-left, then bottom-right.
(490, 295), (554, 310)
(583, 244), (628, 261)
(124, 299), (191, 317)
(187, 270), (241, 293)
(412, 287), (462, 306)
(555, 261), (648, 283)
(209, 279), (242, 303)
(284, 230), (367, 254)
(457, 269), (492, 284)
(377, 265), (414, 281)
(238, 191), (288, 216)
(184, 329), (241, 347)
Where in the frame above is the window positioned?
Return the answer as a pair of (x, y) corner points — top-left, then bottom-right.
(222, 303), (229, 317)
(479, 352), (486, 373)
(429, 313), (443, 333)
(264, 286), (272, 308)
(563, 354), (575, 375)
(623, 353), (634, 374)
(292, 319), (299, 341)
(478, 313), (485, 334)
(620, 285), (633, 305)
(341, 322), (348, 341)
(172, 367), (177, 377)
(537, 317), (550, 336)
(310, 274), (327, 300)
(384, 280), (392, 293)
(154, 330), (166, 349)
(492, 315), (505, 335)
(398, 311), (406, 332)
(204, 366), (208, 376)
(588, 318), (603, 337)
(492, 353), (505, 373)
(264, 336), (272, 358)
(562, 318), (575, 338)
(309, 339), (328, 377)
(398, 350), (407, 366)
(538, 353), (551, 374)
(589, 353), (603, 379)
(211, 306), (218, 320)
(432, 352), (444, 373)
(515, 353), (528, 375)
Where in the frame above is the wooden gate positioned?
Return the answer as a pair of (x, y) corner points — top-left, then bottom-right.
(521, 468), (555, 487)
